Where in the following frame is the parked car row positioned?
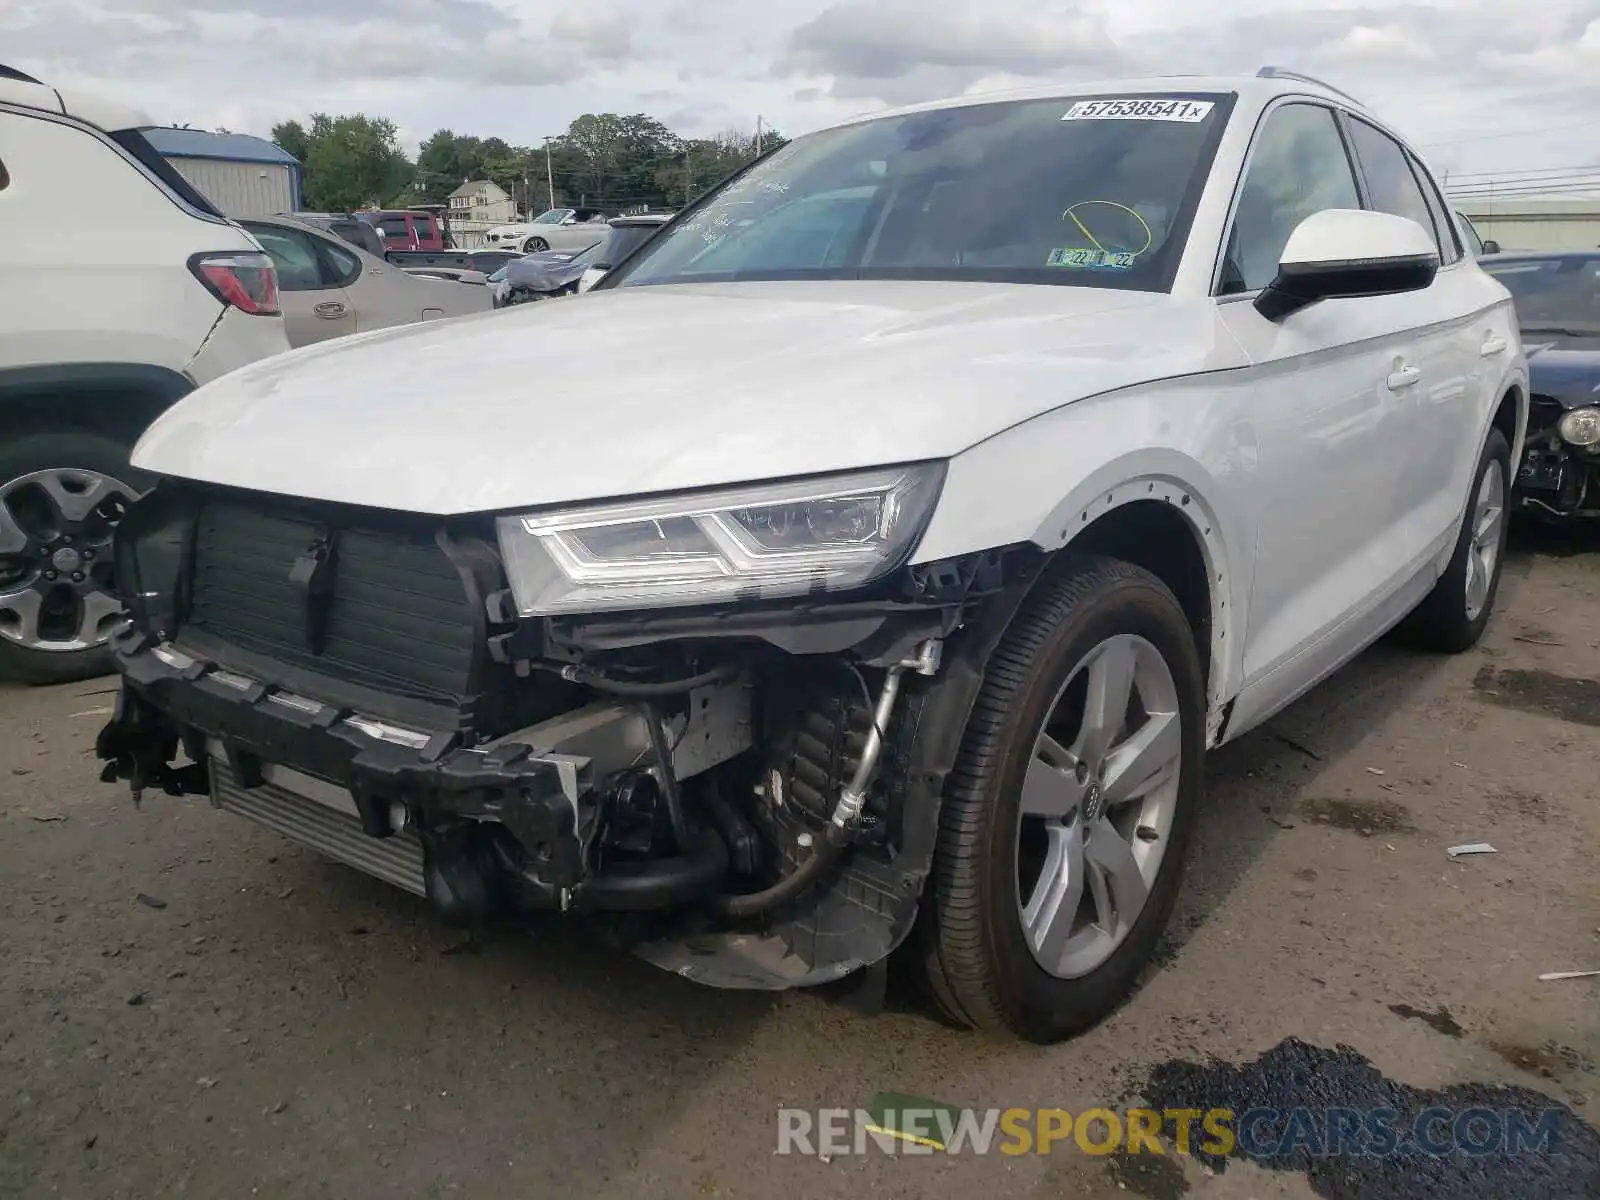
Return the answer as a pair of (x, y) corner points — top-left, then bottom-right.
(90, 68), (1533, 1045)
(490, 214), (672, 305)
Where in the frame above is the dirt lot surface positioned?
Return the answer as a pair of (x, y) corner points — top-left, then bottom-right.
(3, 531), (1598, 1200)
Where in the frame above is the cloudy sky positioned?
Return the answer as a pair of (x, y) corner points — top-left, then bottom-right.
(8, 0), (1600, 188)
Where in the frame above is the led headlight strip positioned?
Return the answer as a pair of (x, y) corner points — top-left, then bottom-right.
(496, 463), (945, 616)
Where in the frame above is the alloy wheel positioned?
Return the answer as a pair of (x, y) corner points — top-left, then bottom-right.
(0, 467), (136, 653)
(1464, 459), (1505, 622)
(1014, 633), (1182, 980)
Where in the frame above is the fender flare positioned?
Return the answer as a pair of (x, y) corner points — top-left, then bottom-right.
(1034, 453), (1247, 744)
(0, 362), (193, 437)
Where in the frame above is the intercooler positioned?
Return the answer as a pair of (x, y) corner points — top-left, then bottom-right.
(210, 756), (426, 896)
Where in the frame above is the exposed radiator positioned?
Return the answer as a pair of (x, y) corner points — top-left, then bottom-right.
(185, 500), (478, 705)
(211, 758), (426, 896)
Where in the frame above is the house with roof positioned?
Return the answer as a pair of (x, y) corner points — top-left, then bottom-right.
(143, 127), (301, 217)
(446, 179), (516, 247)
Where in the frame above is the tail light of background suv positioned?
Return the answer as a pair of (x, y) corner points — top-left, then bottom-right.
(187, 252), (280, 316)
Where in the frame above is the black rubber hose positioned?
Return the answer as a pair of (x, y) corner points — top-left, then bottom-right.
(576, 829), (729, 912)
(710, 823), (852, 920)
(550, 662), (739, 697)
(642, 700), (692, 852)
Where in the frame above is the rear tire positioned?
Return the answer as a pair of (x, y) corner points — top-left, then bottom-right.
(0, 430), (150, 685)
(1397, 428), (1511, 653)
(915, 557), (1206, 1042)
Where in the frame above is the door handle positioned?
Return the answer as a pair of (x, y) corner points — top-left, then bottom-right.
(314, 302), (347, 320)
(1480, 335), (1509, 356)
(1386, 365), (1421, 391)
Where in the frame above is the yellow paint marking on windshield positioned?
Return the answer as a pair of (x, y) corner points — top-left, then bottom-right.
(1061, 201), (1155, 258)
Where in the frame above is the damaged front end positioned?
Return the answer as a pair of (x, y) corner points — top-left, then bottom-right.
(95, 478), (1040, 989)
(1516, 396), (1600, 520)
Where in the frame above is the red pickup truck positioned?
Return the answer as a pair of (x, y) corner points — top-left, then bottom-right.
(363, 209), (447, 252)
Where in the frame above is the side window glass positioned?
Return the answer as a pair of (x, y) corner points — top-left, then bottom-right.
(244, 224), (325, 291)
(1407, 153), (1462, 265)
(1347, 120), (1441, 256)
(0, 154), (9, 192)
(1221, 104), (1361, 295)
(320, 241), (360, 286)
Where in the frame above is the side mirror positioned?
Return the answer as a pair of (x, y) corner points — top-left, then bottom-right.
(1255, 209), (1439, 322)
(1481, 239), (1502, 255)
(578, 264), (610, 294)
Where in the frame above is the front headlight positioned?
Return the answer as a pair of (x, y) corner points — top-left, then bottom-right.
(1558, 406), (1600, 448)
(496, 463), (945, 616)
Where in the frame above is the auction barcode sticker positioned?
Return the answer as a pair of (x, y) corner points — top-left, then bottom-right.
(1063, 98), (1214, 123)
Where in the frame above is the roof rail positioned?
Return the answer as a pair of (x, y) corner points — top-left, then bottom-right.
(1256, 66), (1363, 106)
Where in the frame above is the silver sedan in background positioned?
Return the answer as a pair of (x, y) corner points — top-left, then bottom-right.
(241, 216), (491, 347)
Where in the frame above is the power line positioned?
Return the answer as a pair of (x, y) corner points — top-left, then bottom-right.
(1421, 119), (1599, 148)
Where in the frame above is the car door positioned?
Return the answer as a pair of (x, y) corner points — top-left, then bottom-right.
(333, 241), (451, 330)
(1215, 101), (1430, 726)
(1342, 118), (1488, 555)
(242, 221), (356, 347)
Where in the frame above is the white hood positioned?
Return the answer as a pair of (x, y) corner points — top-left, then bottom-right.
(133, 280), (1227, 515)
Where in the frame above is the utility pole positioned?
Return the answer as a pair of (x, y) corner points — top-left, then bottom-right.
(544, 137), (556, 211)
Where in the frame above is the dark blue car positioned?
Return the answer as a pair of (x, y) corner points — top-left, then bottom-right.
(1481, 252), (1600, 520)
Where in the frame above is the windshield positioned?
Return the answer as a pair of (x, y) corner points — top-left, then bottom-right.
(610, 93), (1232, 292)
(1483, 256), (1600, 336)
(603, 224), (663, 264)
(532, 209), (571, 225)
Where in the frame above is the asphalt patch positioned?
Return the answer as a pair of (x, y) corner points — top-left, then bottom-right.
(1389, 1004), (1464, 1038)
(1141, 1037), (1600, 1200)
(1301, 797), (1415, 836)
(1473, 666), (1600, 728)
(1106, 1148), (1190, 1199)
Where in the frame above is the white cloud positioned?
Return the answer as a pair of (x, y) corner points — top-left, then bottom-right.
(3, 0), (1598, 176)
(1317, 24), (1436, 64)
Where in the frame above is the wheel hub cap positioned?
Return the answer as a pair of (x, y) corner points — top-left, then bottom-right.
(1081, 781), (1104, 825)
(51, 546), (84, 573)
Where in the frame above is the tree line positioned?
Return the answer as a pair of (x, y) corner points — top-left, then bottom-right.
(269, 112), (789, 215)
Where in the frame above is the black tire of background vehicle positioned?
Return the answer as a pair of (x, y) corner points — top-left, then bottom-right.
(1396, 428), (1512, 654)
(0, 429), (153, 686)
(525, 237), (549, 253)
(914, 556), (1206, 1043)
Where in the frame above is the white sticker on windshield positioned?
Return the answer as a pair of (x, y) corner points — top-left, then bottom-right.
(1062, 98), (1214, 123)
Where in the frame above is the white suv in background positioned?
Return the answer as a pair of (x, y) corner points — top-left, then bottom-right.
(0, 64), (289, 684)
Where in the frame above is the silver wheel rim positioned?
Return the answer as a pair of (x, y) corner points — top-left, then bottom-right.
(1014, 633), (1183, 980)
(1464, 459), (1506, 623)
(0, 467), (137, 653)
(527, 238), (547, 252)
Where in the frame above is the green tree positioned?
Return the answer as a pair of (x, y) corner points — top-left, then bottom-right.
(270, 119), (310, 167)
(556, 113), (681, 208)
(297, 113), (413, 212)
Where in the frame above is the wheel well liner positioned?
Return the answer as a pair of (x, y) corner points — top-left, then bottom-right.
(0, 363), (192, 447)
(1056, 499), (1214, 680)
(1491, 384), (1524, 455)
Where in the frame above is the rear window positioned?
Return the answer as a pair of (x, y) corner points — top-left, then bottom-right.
(107, 129), (226, 220)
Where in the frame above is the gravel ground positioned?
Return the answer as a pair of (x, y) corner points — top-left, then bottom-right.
(2, 529), (1597, 1200)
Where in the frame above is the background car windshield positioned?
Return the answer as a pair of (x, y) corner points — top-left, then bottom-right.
(532, 210), (570, 225)
(611, 94), (1230, 292)
(1483, 256), (1600, 335)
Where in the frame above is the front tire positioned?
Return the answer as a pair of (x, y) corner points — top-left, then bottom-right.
(524, 237), (549, 253)
(916, 557), (1206, 1042)
(1398, 428), (1511, 653)
(0, 430), (149, 685)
